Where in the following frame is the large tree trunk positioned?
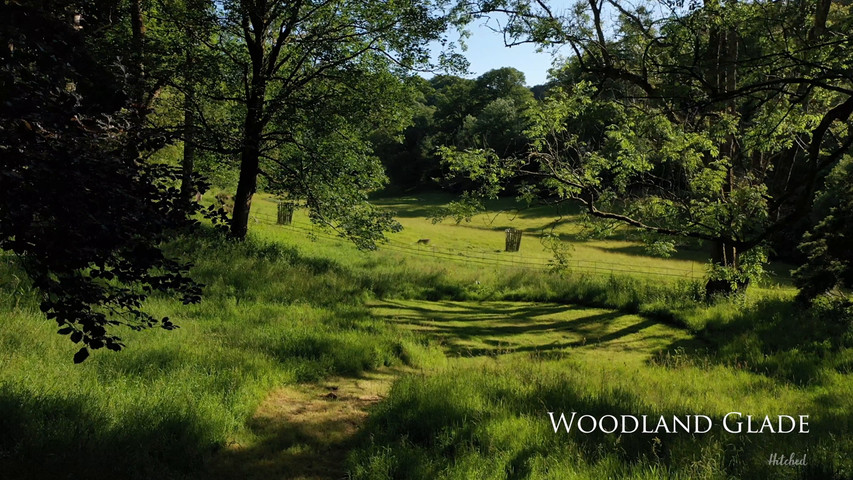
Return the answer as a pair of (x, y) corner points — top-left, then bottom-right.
(810, 0), (831, 40)
(230, 155), (257, 239)
(229, 2), (269, 240)
(230, 88), (265, 239)
(181, 50), (197, 203)
(129, 0), (146, 108)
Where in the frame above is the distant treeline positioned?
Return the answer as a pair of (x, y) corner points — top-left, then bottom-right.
(373, 67), (540, 193)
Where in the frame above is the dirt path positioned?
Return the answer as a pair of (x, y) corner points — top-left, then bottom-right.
(206, 369), (402, 480)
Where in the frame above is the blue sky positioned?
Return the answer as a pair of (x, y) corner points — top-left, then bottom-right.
(424, 18), (566, 87)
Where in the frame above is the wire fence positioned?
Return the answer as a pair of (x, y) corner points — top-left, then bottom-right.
(250, 210), (712, 282)
(0, 208), (791, 285)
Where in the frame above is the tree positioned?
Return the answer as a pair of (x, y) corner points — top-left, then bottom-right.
(374, 68), (536, 192)
(0, 2), (204, 361)
(429, 74), (479, 147)
(461, 67), (534, 156)
(196, 0), (462, 242)
(372, 76), (439, 190)
(449, 0), (853, 294)
(794, 156), (853, 304)
(472, 67), (531, 107)
(146, 0), (220, 201)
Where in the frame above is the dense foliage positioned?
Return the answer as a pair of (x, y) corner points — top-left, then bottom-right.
(376, 68), (537, 191)
(0, 2), (205, 360)
(0, 0), (466, 357)
(794, 157), (853, 303)
(3, 0), (851, 358)
(443, 0), (853, 295)
(179, 0), (465, 241)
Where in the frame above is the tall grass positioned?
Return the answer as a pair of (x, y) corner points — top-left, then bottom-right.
(349, 357), (853, 480)
(0, 230), (442, 479)
(1, 194), (849, 479)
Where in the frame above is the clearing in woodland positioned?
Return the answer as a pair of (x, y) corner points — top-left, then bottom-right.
(1, 195), (848, 480)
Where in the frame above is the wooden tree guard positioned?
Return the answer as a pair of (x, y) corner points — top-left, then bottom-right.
(505, 228), (522, 252)
(277, 202), (294, 225)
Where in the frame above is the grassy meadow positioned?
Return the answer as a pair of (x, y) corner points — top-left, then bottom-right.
(0, 193), (851, 479)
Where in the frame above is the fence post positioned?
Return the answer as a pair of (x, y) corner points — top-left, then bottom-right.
(277, 202), (294, 225)
(505, 228), (522, 252)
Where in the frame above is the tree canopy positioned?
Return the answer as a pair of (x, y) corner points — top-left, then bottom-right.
(4, 0), (852, 361)
(186, 0), (465, 242)
(444, 0), (853, 294)
(794, 156), (853, 304)
(376, 67), (538, 191)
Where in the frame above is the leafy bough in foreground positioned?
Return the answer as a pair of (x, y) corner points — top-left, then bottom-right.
(1, 3), (206, 361)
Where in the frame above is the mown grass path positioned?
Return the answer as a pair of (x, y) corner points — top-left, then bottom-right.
(207, 369), (403, 480)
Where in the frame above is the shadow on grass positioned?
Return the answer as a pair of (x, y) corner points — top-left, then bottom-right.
(205, 402), (358, 480)
(0, 385), (216, 480)
(0, 228), (441, 479)
(0, 335), (402, 480)
(447, 317), (659, 357)
(510, 201), (584, 219)
(375, 300), (671, 358)
(591, 243), (709, 264)
(656, 297), (853, 386)
(372, 192), (583, 221)
(371, 193), (451, 219)
(168, 226), (476, 305)
(352, 366), (848, 480)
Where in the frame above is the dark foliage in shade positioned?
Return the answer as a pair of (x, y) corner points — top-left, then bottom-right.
(0, 3), (205, 361)
(794, 158), (853, 304)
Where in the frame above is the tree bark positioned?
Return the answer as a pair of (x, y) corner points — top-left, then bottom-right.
(229, 1), (269, 240)
(810, 0), (831, 40)
(181, 50), (197, 203)
(230, 154), (257, 239)
(129, 0), (146, 108)
(230, 87), (265, 239)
